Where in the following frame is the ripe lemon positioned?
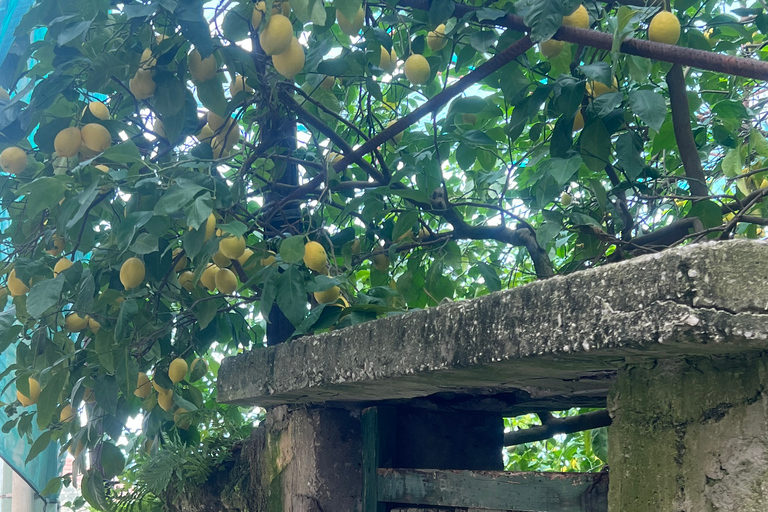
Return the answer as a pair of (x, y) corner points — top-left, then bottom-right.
(60, 404), (75, 423)
(586, 76), (618, 98)
(54, 257), (73, 277)
(54, 127), (82, 158)
(220, 235), (246, 259)
(200, 263), (219, 291)
(120, 257), (146, 289)
(190, 358), (208, 381)
(540, 39), (564, 58)
(252, 1), (267, 27)
(648, 11), (680, 45)
(427, 24), (447, 51)
(372, 254), (390, 272)
(81, 123), (112, 153)
(88, 316), (101, 333)
(215, 267), (238, 294)
(47, 235), (65, 256)
(169, 358), (188, 383)
(272, 37), (305, 79)
(314, 286), (340, 304)
(259, 14), (293, 56)
(404, 54), (430, 85)
(460, 113), (477, 125)
(207, 112), (228, 132)
(320, 76), (335, 88)
(260, 251), (276, 266)
(189, 49), (218, 82)
(83, 387), (96, 403)
(173, 248), (187, 272)
(198, 124), (215, 143)
(95, 164), (110, 173)
(303, 241), (327, 272)
(386, 120), (404, 144)
(204, 213), (217, 241)
(129, 69), (156, 100)
(212, 251), (231, 269)
(139, 48), (157, 70)
(135, 372), (152, 398)
(17, 377), (41, 407)
(237, 248), (255, 268)
(573, 110), (584, 132)
(230, 75), (254, 97)
(560, 191), (573, 206)
(65, 313), (89, 332)
(212, 128), (240, 158)
(378, 46), (397, 74)
(336, 7), (364, 36)
(174, 408), (191, 429)
(157, 389), (174, 411)
(7, 269), (29, 296)
(563, 5), (589, 29)
(178, 271), (195, 291)
(0, 147), (27, 174)
(84, 101), (109, 120)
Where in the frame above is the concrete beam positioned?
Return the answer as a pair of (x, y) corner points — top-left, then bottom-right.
(218, 240), (768, 409)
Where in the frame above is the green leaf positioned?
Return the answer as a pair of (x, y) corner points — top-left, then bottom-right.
(219, 220), (248, 236)
(469, 31), (497, 52)
(114, 347), (138, 398)
(196, 79), (227, 117)
(688, 199), (722, 229)
(185, 193), (214, 230)
(153, 73), (187, 117)
(25, 430), (53, 464)
(175, 0), (214, 58)
(94, 375), (119, 415)
(16, 177), (68, 218)
(154, 182), (206, 215)
(712, 99), (749, 120)
(101, 140), (144, 165)
(100, 442), (126, 480)
(292, 0), (327, 25)
(0, 307), (17, 353)
(539, 156), (582, 187)
(628, 90), (666, 132)
(476, 262), (502, 292)
(393, 211), (419, 242)
(276, 266), (307, 327)
(37, 369), (69, 429)
(222, 3), (253, 41)
(429, 0), (455, 26)
(721, 148), (743, 177)
(81, 470), (108, 511)
(334, 0), (361, 22)
(193, 298), (220, 329)
(65, 179), (99, 229)
(750, 129), (768, 157)
(579, 120), (611, 173)
(130, 233), (159, 255)
(280, 235), (305, 264)
(27, 277), (64, 318)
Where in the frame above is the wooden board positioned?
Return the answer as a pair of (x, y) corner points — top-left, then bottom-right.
(378, 468), (608, 512)
(362, 406), (396, 512)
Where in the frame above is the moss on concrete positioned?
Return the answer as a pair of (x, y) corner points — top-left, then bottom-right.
(609, 354), (768, 511)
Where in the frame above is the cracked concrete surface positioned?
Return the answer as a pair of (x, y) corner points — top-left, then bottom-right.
(218, 240), (768, 409)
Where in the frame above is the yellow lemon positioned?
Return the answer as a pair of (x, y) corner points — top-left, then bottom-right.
(303, 241), (327, 272)
(212, 251), (232, 268)
(540, 39), (564, 58)
(386, 120), (404, 144)
(272, 37), (305, 79)
(215, 267), (238, 294)
(0, 147), (27, 174)
(560, 191), (572, 206)
(88, 316), (101, 333)
(81, 123), (112, 153)
(139, 48), (157, 70)
(173, 248), (187, 272)
(314, 286), (340, 304)
(129, 69), (156, 100)
(60, 404), (75, 423)
(427, 24), (447, 51)
(174, 408), (191, 429)
(573, 110), (584, 132)
(17, 377), (41, 407)
(586, 76), (618, 98)
(178, 271), (194, 291)
(54, 127), (82, 158)
(378, 46), (397, 74)
(404, 54), (430, 85)
(53, 257), (73, 277)
(47, 235), (65, 256)
(563, 5), (589, 29)
(83, 387), (96, 403)
(648, 11), (680, 45)
(157, 389), (174, 411)
(190, 358), (207, 380)
(320, 75), (335, 88)
(252, 1), (266, 27)
(135, 372), (152, 398)
(337, 7), (364, 36)
(230, 75), (253, 97)
(219, 235), (246, 259)
(259, 14), (293, 56)
(372, 254), (390, 272)
(84, 101), (109, 120)
(204, 213), (217, 241)
(7, 269), (28, 296)
(237, 248), (255, 268)
(189, 49), (218, 82)
(120, 257), (145, 289)
(200, 263), (219, 291)
(260, 251), (276, 267)
(169, 358), (188, 383)
(95, 164), (110, 173)
(65, 313), (89, 332)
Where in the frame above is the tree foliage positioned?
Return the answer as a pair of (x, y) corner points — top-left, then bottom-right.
(0, 0), (767, 506)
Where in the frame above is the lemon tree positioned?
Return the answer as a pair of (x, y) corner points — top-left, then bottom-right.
(0, 0), (767, 507)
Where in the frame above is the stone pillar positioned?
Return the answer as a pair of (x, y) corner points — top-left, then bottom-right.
(249, 406), (363, 512)
(1, 461), (11, 512)
(608, 354), (768, 511)
(11, 472), (33, 512)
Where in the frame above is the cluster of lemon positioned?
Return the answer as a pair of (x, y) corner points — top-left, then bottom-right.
(255, 5), (305, 79)
(133, 357), (207, 429)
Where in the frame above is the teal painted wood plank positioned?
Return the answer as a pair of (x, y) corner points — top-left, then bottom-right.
(378, 468), (608, 512)
(362, 406), (397, 512)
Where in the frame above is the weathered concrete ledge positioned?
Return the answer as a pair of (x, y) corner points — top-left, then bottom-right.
(218, 240), (768, 409)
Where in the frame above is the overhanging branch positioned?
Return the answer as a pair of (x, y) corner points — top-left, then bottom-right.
(504, 410), (612, 446)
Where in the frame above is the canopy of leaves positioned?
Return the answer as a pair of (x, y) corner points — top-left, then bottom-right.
(0, 0), (766, 507)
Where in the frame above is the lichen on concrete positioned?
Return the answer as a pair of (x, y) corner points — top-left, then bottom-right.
(218, 241), (768, 408)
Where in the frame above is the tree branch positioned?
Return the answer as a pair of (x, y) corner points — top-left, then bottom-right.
(666, 64), (709, 197)
(504, 410), (612, 446)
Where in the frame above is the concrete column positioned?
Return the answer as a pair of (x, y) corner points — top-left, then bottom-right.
(1, 461), (12, 512)
(11, 472), (33, 512)
(608, 354), (768, 511)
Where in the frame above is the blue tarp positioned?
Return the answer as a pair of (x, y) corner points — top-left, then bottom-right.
(0, 0), (33, 65)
